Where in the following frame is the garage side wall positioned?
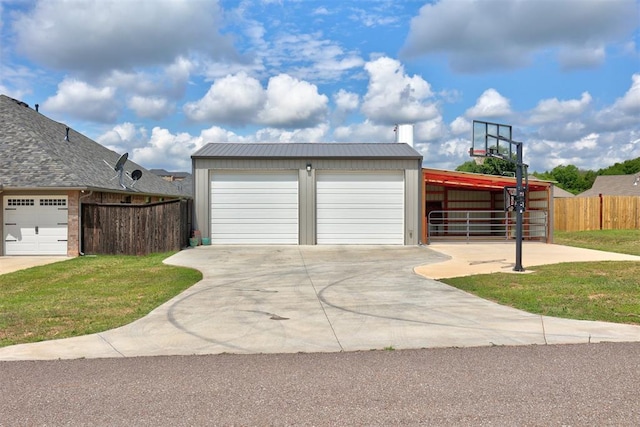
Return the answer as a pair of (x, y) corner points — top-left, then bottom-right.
(193, 158), (420, 245)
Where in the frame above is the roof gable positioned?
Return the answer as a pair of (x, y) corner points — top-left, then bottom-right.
(0, 95), (185, 197)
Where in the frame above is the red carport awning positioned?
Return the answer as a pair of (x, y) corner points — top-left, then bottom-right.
(424, 169), (551, 191)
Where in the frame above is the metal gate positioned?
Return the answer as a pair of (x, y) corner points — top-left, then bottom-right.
(427, 210), (548, 243)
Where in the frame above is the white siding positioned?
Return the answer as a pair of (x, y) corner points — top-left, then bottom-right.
(316, 171), (404, 244)
(210, 171), (298, 244)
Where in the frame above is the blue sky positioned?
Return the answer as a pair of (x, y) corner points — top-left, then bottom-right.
(1, 0), (639, 173)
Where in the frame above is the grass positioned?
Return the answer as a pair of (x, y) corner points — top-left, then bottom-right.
(441, 229), (640, 325)
(554, 229), (640, 256)
(0, 253), (201, 347)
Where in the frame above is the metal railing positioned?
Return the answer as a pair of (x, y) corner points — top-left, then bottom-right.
(427, 210), (548, 243)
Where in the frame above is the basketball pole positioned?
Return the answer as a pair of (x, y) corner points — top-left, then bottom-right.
(514, 141), (525, 272)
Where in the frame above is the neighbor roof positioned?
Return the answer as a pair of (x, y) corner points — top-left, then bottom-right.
(192, 142), (423, 159)
(553, 187), (575, 198)
(0, 95), (185, 197)
(577, 175), (640, 197)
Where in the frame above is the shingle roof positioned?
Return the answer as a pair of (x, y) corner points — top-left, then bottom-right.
(192, 142), (423, 159)
(577, 175), (640, 197)
(553, 186), (575, 198)
(0, 95), (185, 197)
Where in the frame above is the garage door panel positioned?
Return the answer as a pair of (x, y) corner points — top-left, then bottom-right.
(318, 206), (402, 217)
(212, 210), (297, 220)
(318, 223), (404, 233)
(211, 233), (298, 245)
(317, 172), (404, 245)
(316, 233), (402, 244)
(316, 194), (403, 204)
(211, 171), (299, 244)
(212, 194), (297, 204)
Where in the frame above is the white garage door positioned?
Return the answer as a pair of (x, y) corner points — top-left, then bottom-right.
(211, 171), (299, 244)
(316, 171), (405, 244)
(3, 196), (68, 255)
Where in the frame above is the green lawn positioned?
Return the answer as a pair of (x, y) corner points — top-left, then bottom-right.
(554, 229), (640, 256)
(441, 229), (640, 325)
(0, 253), (201, 347)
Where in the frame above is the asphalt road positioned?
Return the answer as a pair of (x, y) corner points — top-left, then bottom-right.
(1, 342), (638, 426)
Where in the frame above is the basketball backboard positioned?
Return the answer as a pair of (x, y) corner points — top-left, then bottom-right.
(471, 120), (513, 160)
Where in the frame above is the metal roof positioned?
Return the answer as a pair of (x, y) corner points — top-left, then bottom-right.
(192, 142), (422, 159)
(0, 95), (186, 197)
(423, 168), (552, 191)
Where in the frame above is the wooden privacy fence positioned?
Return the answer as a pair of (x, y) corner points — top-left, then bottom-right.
(554, 196), (640, 231)
(82, 199), (192, 255)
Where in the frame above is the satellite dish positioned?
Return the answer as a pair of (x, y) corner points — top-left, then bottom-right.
(102, 152), (129, 189)
(131, 169), (142, 181)
(114, 153), (128, 171)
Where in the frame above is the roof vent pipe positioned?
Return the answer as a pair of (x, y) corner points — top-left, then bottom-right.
(394, 124), (414, 147)
(65, 127), (70, 141)
(35, 104), (39, 112)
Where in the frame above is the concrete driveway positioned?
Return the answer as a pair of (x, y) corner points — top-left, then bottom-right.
(0, 244), (639, 360)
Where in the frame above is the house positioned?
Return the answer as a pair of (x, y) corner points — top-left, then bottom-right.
(0, 95), (186, 256)
(149, 169), (193, 196)
(552, 186), (575, 198)
(191, 142), (423, 245)
(577, 175), (640, 197)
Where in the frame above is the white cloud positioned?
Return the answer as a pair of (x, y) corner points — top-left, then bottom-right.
(332, 89), (359, 124)
(184, 72), (328, 128)
(254, 124), (329, 143)
(333, 120), (397, 142)
(183, 72), (266, 124)
(450, 117), (471, 135)
(415, 117), (446, 142)
(401, 0), (637, 72)
(258, 74), (329, 127)
(334, 89), (359, 112)
(528, 92), (592, 125)
(127, 96), (174, 120)
(43, 79), (118, 122)
(312, 7), (330, 16)
(614, 73), (640, 114)
(361, 56), (438, 125)
(594, 73), (640, 130)
(97, 122), (147, 153)
(465, 89), (512, 118)
(13, 0), (235, 74)
(264, 32), (364, 82)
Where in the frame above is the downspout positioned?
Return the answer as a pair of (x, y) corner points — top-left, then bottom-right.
(78, 190), (93, 255)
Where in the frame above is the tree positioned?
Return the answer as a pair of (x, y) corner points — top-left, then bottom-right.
(456, 157), (516, 176)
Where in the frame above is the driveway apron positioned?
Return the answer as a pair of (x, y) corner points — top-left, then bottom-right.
(0, 246), (638, 360)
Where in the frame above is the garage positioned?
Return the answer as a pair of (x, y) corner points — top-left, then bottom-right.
(191, 142), (423, 245)
(3, 196), (68, 255)
(210, 171), (299, 244)
(316, 171), (404, 244)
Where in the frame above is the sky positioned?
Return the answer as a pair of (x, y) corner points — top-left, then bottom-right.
(1, 0), (639, 173)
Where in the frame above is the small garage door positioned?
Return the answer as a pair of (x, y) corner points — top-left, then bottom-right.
(316, 171), (404, 244)
(3, 196), (68, 255)
(211, 171), (299, 244)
